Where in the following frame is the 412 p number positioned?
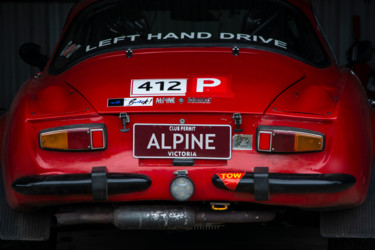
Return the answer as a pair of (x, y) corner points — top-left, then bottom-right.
(131, 79), (187, 96)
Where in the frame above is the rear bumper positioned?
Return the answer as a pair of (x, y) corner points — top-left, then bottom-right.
(12, 166), (355, 203)
(12, 167), (151, 200)
(212, 167), (356, 201)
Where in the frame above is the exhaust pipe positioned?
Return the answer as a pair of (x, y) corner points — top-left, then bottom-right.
(55, 205), (276, 230)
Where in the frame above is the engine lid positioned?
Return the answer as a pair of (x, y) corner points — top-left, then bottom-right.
(61, 48), (304, 114)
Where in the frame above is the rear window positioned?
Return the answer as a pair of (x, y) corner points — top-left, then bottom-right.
(50, 0), (331, 74)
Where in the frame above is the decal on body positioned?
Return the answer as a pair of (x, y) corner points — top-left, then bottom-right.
(108, 98), (153, 107)
(155, 97), (175, 104)
(131, 77), (229, 97)
(217, 172), (245, 191)
(131, 79), (187, 96)
(60, 41), (81, 58)
(85, 32), (288, 53)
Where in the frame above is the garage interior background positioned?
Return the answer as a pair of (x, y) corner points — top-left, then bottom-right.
(0, 0), (374, 111)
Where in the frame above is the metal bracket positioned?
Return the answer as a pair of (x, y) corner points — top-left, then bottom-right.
(173, 159), (194, 166)
(126, 48), (133, 58)
(119, 113), (130, 132)
(254, 167), (269, 201)
(232, 46), (240, 56)
(233, 113), (244, 132)
(173, 170), (189, 176)
(91, 167), (108, 201)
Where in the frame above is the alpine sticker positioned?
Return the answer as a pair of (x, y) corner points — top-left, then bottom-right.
(108, 98), (153, 107)
(155, 97), (176, 104)
(217, 172), (245, 191)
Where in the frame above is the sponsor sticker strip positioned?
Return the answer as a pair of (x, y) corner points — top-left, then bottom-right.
(108, 98), (153, 107)
(108, 77), (231, 107)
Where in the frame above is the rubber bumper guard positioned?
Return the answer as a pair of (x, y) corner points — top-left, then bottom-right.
(212, 167), (357, 201)
(12, 167), (151, 200)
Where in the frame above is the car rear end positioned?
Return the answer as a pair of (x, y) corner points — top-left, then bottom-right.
(1, 0), (374, 234)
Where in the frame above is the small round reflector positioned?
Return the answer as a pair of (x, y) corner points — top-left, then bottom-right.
(170, 176), (194, 201)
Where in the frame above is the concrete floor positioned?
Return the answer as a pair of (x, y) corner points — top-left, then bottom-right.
(55, 223), (327, 250)
(0, 217), (328, 250)
(53, 209), (328, 250)
(3, 209), (375, 250)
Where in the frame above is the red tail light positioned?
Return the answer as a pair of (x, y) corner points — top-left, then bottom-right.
(257, 126), (324, 153)
(40, 125), (106, 151)
(258, 131), (272, 151)
(91, 129), (105, 149)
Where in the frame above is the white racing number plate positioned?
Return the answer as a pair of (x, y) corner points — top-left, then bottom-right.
(133, 124), (232, 159)
(131, 79), (187, 96)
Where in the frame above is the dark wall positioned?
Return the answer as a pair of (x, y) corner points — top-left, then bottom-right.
(0, 0), (374, 110)
(313, 0), (375, 67)
(0, 1), (76, 110)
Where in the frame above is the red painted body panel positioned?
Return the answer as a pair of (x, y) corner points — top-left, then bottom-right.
(2, 0), (375, 212)
(63, 48), (304, 114)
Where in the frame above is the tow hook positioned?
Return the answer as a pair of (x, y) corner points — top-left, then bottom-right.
(211, 202), (230, 211)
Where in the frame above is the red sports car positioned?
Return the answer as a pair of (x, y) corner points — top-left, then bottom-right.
(1, 0), (375, 244)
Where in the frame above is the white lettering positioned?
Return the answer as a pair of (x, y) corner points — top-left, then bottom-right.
(205, 134), (216, 150)
(113, 36), (126, 44)
(197, 32), (211, 39)
(147, 134), (160, 149)
(196, 78), (221, 92)
(237, 33), (251, 41)
(83, 33), (289, 56)
(191, 134), (203, 150)
(161, 133), (171, 149)
(220, 33), (234, 39)
(99, 39), (112, 47)
(168, 151), (197, 157)
(169, 126), (180, 131)
(148, 33), (162, 40)
(146, 131), (217, 153)
(173, 134), (184, 149)
(259, 36), (273, 44)
(128, 34), (140, 42)
(181, 32), (195, 39)
(156, 97), (175, 104)
(163, 33), (179, 39)
(86, 45), (97, 52)
(275, 40), (288, 49)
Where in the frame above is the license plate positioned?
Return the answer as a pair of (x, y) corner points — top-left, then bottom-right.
(133, 124), (232, 159)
